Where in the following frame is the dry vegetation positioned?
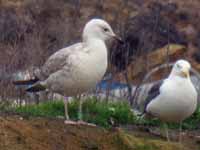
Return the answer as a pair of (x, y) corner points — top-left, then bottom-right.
(0, 0), (200, 149)
(0, 0), (131, 103)
(0, 115), (198, 150)
(0, 0), (200, 104)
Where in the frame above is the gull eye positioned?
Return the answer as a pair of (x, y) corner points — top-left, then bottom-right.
(176, 64), (182, 69)
(103, 28), (109, 32)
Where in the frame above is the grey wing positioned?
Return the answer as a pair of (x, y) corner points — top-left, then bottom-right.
(35, 43), (82, 80)
(143, 80), (163, 113)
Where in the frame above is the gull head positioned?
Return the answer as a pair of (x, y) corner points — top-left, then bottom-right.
(83, 19), (122, 43)
(170, 59), (191, 78)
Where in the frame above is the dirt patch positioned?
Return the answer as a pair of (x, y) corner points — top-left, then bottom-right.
(0, 115), (199, 150)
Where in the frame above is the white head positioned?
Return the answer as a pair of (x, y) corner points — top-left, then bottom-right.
(82, 19), (122, 43)
(170, 59), (191, 78)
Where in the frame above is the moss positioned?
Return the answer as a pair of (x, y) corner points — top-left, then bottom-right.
(113, 130), (184, 150)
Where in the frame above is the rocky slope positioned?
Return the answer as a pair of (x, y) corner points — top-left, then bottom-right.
(0, 115), (199, 150)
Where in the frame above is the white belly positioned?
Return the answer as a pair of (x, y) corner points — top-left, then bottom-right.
(71, 56), (107, 93)
(48, 50), (108, 96)
(147, 79), (197, 123)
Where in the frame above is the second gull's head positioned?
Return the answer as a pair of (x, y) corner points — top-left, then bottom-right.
(170, 59), (191, 78)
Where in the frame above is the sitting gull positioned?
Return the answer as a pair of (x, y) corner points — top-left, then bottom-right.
(143, 59), (197, 142)
(13, 19), (122, 125)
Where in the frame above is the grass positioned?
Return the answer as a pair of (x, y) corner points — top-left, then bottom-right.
(135, 107), (200, 130)
(10, 98), (200, 129)
(114, 130), (181, 150)
(15, 100), (65, 118)
(14, 98), (136, 127)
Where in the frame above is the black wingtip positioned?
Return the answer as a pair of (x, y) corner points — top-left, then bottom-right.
(26, 84), (46, 92)
(13, 78), (39, 86)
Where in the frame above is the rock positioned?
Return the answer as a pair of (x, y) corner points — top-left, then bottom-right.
(0, 115), (194, 150)
(114, 44), (187, 84)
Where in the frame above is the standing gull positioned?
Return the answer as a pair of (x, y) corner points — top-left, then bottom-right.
(143, 59), (197, 141)
(13, 19), (122, 125)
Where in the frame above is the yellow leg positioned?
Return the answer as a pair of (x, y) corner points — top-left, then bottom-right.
(165, 125), (170, 142)
(163, 123), (170, 142)
(178, 122), (183, 150)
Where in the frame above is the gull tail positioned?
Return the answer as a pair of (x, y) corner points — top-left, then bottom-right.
(26, 83), (46, 92)
(13, 78), (39, 86)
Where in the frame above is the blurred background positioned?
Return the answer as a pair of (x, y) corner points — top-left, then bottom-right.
(1, 0), (200, 106)
(1, 1), (200, 149)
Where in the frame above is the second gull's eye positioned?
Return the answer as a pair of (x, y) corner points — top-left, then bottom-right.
(177, 64), (182, 69)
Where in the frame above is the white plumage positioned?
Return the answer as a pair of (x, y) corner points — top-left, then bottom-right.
(146, 60), (197, 123)
(144, 59), (197, 141)
(40, 40), (108, 96)
(14, 19), (121, 125)
(146, 74), (197, 123)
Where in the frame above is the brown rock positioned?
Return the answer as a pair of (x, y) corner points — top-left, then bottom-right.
(115, 44), (187, 84)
